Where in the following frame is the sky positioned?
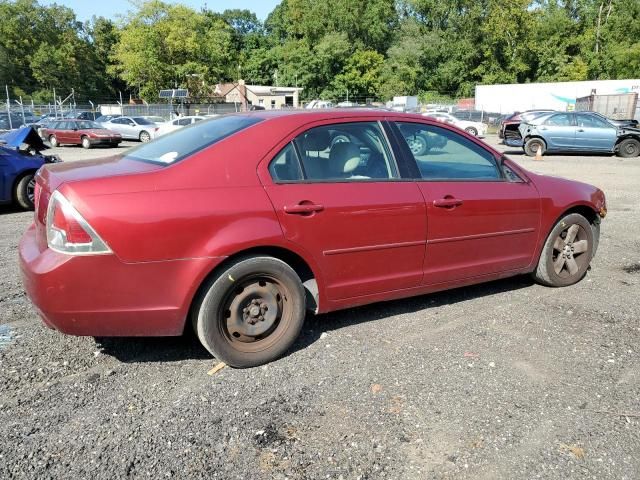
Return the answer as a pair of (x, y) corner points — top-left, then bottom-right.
(38, 0), (281, 22)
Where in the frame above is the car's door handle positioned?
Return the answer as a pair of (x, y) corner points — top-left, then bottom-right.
(433, 198), (463, 208)
(577, 129), (585, 132)
(284, 203), (324, 214)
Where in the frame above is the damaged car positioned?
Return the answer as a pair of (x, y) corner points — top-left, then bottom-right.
(0, 127), (61, 210)
(511, 111), (640, 158)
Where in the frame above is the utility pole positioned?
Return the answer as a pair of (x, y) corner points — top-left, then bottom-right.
(5, 85), (12, 130)
(53, 88), (57, 118)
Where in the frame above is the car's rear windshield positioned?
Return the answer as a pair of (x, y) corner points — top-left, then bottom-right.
(125, 115), (262, 165)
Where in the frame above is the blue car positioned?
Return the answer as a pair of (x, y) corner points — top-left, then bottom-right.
(508, 111), (640, 158)
(0, 127), (61, 210)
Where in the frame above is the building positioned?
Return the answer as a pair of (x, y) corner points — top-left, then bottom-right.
(475, 79), (640, 115)
(215, 80), (303, 110)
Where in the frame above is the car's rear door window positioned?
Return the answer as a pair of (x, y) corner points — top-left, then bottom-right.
(394, 122), (501, 181)
(544, 113), (574, 126)
(269, 122), (399, 182)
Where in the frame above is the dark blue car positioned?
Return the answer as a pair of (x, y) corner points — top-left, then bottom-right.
(0, 127), (61, 210)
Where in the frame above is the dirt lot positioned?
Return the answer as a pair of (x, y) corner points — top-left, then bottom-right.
(1, 137), (639, 479)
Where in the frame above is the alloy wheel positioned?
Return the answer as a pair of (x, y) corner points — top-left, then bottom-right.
(551, 223), (590, 278)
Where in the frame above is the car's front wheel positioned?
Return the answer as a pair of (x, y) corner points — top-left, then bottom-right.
(194, 256), (306, 368)
(465, 127), (478, 136)
(524, 137), (546, 157)
(617, 138), (640, 158)
(15, 173), (36, 210)
(49, 135), (58, 147)
(81, 136), (91, 149)
(533, 213), (594, 287)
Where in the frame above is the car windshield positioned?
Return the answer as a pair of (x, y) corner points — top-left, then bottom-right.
(125, 115), (262, 165)
(132, 117), (155, 125)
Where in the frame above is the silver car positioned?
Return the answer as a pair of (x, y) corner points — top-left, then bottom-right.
(98, 116), (158, 142)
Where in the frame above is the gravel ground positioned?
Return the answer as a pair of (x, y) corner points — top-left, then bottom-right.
(1, 136), (639, 479)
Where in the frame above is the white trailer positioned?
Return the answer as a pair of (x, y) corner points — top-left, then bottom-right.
(475, 79), (640, 116)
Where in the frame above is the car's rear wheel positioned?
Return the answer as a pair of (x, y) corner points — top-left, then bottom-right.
(194, 256), (306, 368)
(139, 130), (151, 143)
(524, 137), (546, 157)
(15, 173), (36, 210)
(405, 134), (428, 156)
(465, 127), (478, 136)
(617, 138), (640, 158)
(49, 135), (58, 147)
(533, 213), (594, 287)
(81, 136), (91, 149)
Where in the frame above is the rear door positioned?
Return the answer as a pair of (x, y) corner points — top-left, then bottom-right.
(391, 121), (540, 285)
(539, 113), (576, 150)
(261, 120), (427, 301)
(574, 113), (617, 151)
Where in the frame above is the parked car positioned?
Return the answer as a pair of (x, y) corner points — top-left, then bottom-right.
(0, 127), (61, 209)
(516, 111), (640, 157)
(20, 110), (606, 368)
(64, 111), (96, 121)
(94, 114), (121, 123)
(98, 116), (159, 142)
(41, 120), (122, 149)
(423, 111), (487, 137)
(0, 113), (28, 132)
(155, 115), (206, 137)
(499, 110), (555, 140)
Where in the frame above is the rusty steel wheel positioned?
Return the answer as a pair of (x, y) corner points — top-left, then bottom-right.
(534, 213), (594, 287)
(194, 256), (306, 368)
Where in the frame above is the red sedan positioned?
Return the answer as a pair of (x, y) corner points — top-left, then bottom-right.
(20, 111), (606, 367)
(42, 120), (122, 149)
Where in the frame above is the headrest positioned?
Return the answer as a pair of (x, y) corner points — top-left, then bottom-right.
(303, 129), (331, 151)
(328, 142), (361, 175)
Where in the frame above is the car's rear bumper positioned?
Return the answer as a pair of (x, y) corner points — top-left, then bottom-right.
(19, 224), (223, 337)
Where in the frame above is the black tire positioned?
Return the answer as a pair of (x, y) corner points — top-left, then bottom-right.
(139, 130), (151, 143)
(194, 256), (306, 368)
(15, 173), (36, 210)
(405, 134), (428, 156)
(533, 213), (594, 287)
(49, 135), (58, 147)
(616, 138), (640, 158)
(81, 136), (91, 149)
(465, 127), (478, 136)
(524, 137), (546, 157)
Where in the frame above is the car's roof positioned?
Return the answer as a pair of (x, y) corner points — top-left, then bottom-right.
(240, 108), (425, 122)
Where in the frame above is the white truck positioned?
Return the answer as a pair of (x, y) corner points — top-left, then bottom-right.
(391, 96), (419, 112)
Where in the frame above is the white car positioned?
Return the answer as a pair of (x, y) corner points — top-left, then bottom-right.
(423, 112), (487, 137)
(155, 116), (206, 137)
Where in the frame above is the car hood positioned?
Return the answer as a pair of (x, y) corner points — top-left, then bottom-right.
(0, 126), (48, 151)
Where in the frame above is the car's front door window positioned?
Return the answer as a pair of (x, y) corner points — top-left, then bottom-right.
(394, 122), (501, 181)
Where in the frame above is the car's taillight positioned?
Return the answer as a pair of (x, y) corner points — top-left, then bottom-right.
(46, 191), (111, 255)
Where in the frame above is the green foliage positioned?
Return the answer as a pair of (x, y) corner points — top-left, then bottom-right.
(1, 0), (639, 103)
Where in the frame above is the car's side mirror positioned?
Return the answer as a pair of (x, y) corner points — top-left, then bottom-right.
(129, 122), (135, 126)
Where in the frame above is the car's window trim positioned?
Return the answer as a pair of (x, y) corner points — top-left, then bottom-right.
(390, 120), (507, 182)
